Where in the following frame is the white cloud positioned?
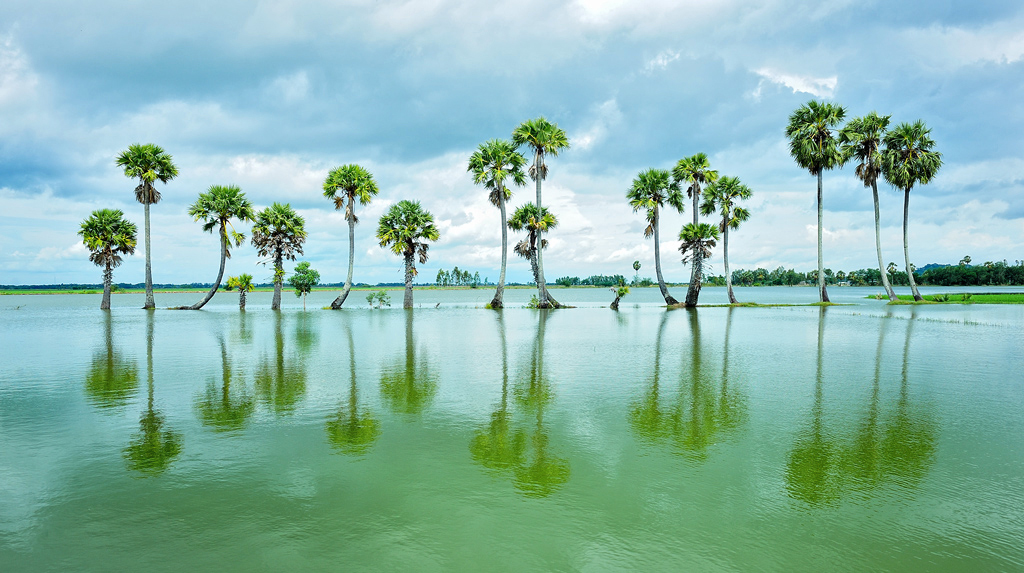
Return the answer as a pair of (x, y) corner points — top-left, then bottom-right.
(643, 49), (680, 73)
(265, 70), (310, 104)
(753, 68), (837, 98)
(572, 98), (623, 151)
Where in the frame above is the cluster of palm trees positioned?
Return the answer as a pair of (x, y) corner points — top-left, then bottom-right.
(786, 101), (942, 303)
(78, 104), (941, 311)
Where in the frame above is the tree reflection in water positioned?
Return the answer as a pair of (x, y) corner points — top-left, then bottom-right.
(326, 315), (381, 455)
(630, 308), (747, 460)
(470, 311), (569, 498)
(255, 312), (307, 415)
(124, 312), (182, 475)
(195, 334), (255, 433)
(786, 308), (937, 506)
(380, 310), (436, 415)
(85, 313), (139, 410)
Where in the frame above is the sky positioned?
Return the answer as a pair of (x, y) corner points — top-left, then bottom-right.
(1, 0), (1023, 286)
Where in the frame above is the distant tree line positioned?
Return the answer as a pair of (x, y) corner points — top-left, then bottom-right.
(555, 275), (627, 287)
(435, 267), (482, 288)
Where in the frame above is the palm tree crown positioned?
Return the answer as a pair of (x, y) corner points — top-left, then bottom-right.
(80, 209), (138, 269)
(628, 168), (684, 237)
(672, 153), (719, 207)
(188, 185), (255, 257)
(251, 203), (308, 262)
(116, 143), (179, 205)
(785, 101), (847, 175)
(679, 223), (719, 265)
(512, 117), (570, 181)
(839, 112), (890, 187)
(508, 203), (558, 259)
(377, 200), (440, 264)
(469, 139), (528, 205)
(323, 164), (379, 222)
(700, 176), (752, 229)
(880, 121), (942, 191)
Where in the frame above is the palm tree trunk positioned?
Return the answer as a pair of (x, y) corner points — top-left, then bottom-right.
(685, 255), (702, 307)
(331, 207), (356, 309)
(653, 206), (678, 305)
(101, 257), (113, 310)
(533, 151), (553, 308)
(684, 188), (701, 306)
(724, 216), (737, 304)
(403, 250), (414, 309)
(143, 201), (155, 309)
(271, 250), (283, 310)
(873, 181), (897, 301)
(490, 191), (508, 309)
(239, 290), (246, 311)
(817, 171), (830, 303)
(190, 223), (227, 310)
(903, 188), (923, 301)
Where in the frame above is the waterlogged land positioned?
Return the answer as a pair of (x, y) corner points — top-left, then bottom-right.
(1, 290), (1023, 570)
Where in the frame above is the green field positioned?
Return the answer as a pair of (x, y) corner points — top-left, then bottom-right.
(882, 293), (1024, 304)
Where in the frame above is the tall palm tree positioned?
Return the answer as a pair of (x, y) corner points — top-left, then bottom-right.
(881, 121), (942, 302)
(785, 101), (847, 303)
(115, 143), (178, 309)
(79, 209), (138, 310)
(225, 273), (254, 310)
(840, 112), (898, 302)
(185, 185), (254, 310)
(376, 200), (440, 309)
(673, 153), (719, 306)
(468, 139), (527, 309)
(627, 168), (685, 305)
(700, 176), (752, 304)
(508, 203), (559, 306)
(251, 203), (307, 310)
(323, 164), (379, 309)
(512, 117), (570, 309)
(678, 222), (719, 307)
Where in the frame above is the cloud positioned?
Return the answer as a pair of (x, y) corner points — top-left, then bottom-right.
(643, 49), (680, 73)
(753, 68), (837, 99)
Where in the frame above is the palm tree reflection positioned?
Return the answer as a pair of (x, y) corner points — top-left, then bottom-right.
(195, 334), (255, 432)
(255, 312), (307, 414)
(85, 313), (139, 410)
(470, 312), (527, 473)
(380, 310), (436, 415)
(123, 312), (182, 475)
(326, 315), (381, 454)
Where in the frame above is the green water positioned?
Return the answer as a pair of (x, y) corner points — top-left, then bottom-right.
(1, 294), (1023, 571)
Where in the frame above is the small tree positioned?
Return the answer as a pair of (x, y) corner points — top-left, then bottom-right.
(225, 274), (255, 310)
(288, 261), (320, 310)
(610, 280), (629, 310)
(366, 290), (392, 309)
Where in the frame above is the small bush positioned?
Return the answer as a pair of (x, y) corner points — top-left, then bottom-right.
(366, 290), (392, 309)
(525, 294), (540, 309)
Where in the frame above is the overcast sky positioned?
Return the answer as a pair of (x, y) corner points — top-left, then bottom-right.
(1, 0), (1022, 286)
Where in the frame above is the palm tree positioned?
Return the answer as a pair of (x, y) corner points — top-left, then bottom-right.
(512, 117), (570, 309)
(785, 101), (847, 303)
(673, 153), (719, 306)
(78, 209), (138, 310)
(184, 185), (254, 310)
(508, 203), (559, 305)
(627, 168), (685, 305)
(376, 200), (440, 309)
(700, 176), (752, 304)
(251, 203), (307, 310)
(323, 164), (379, 309)
(115, 143), (179, 309)
(678, 222), (719, 307)
(468, 139), (527, 309)
(881, 121), (942, 302)
(225, 274), (254, 310)
(840, 112), (898, 302)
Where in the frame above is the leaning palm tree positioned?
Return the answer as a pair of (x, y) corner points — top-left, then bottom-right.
(79, 209), (138, 310)
(184, 185), (254, 310)
(251, 203), (307, 310)
(673, 153), (719, 306)
(840, 112), (898, 302)
(881, 120), (942, 302)
(628, 168), (685, 305)
(678, 222), (719, 307)
(115, 143), (179, 309)
(507, 203), (559, 306)
(785, 101), (847, 303)
(323, 164), (379, 309)
(468, 139), (528, 309)
(376, 200), (440, 309)
(700, 176), (752, 304)
(512, 117), (570, 309)
(225, 274), (254, 310)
